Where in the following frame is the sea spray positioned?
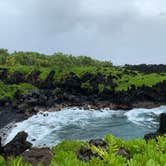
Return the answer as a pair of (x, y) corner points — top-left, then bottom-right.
(5, 106), (166, 147)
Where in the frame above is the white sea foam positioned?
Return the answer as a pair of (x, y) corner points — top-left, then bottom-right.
(5, 107), (120, 146)
(5, 106), (166, 147)
(125, 106), (166, 126)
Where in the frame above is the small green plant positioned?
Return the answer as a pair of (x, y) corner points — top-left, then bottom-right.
(0, 156), (5, 166)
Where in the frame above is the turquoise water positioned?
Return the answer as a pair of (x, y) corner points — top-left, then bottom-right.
(5, 106), (166, 147)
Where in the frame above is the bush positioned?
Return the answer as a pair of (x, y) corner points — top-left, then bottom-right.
(49, 134), (166, 166)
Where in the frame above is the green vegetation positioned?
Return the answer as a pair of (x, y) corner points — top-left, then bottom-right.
(115, 73), (166, 91)
(1, 49), (166, 99)
(1, 49), (166, 165)
(50, 135), (166, 166)
(1, 135), (166, 165)
(0, 81), (37, 99)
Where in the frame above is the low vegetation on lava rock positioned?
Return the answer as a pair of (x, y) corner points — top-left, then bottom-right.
(1, 48), (166, 111)
(0, 134), (166, 166)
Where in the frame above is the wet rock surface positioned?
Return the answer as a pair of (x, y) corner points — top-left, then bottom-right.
(158, 113), (166, 134)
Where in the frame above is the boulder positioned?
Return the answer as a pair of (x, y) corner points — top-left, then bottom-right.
(0, 137), (4, 155)
(3, 131), (32, 156)
(41, 70), (55, 89)
(27, 70), (41, 85)
(116, 148), (130, 160)
(0, 97), (11, 107)
(81, 72), (94, 82)
(22, 148), (53, 166)
(77, 146), (96, 162)
(17, 103), (29, 112)
(7, 71), (25, 84)
(144, 113), (166, 141)
(158, 113), (166, 134)
(144, 133), (160, 142)
(60, 72), (81, 92)
(89, 139), (107, 149)
(63, 93), (81, 103)
(77, 139), (107, 162)
(14, 90), (22, 99)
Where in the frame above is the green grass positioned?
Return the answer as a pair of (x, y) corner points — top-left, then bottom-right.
(115, 73), (166, 91)
(1, 52), (166, 90)
(0, 81), (37, 99)
(1, 65), (166, 96)
(1, 53), (166, 99)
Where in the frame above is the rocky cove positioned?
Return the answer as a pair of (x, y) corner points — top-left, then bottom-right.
(3, 106), (166, 147)
(1, 59), (166, 165)
(1, 68), (166, 147)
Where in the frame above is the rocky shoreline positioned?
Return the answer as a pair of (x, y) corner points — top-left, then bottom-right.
(0, 99), (165, 147)
(0, 113), (166, 166)
(0, 99), (165, 131)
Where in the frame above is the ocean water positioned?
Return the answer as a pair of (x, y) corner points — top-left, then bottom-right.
(5, 106), (166, 147)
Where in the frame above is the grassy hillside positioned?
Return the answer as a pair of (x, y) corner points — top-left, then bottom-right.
(1, 49), (166, 100)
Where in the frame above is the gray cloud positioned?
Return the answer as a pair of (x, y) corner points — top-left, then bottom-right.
(0, 0), (166, 64)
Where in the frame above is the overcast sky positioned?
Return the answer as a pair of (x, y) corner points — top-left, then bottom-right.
(0, 0), (166, 65)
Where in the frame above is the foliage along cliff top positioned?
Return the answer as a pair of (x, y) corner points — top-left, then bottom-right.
(1, 48), (166, 99)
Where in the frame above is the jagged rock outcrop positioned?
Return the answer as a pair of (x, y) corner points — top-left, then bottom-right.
(158, 113), (166, 134)
(144, 113), (166, 141)
(0, 137), (4, 154)
(3, 131), (32, 156)
(62, 72), (81, 92)
(7, 71), (25, 84)
(41, 70), (55, 89)
(27, 70), (41, 85)
(0, 132), (53, 166)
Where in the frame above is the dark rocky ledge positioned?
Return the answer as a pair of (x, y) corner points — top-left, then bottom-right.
(144, 113), (166, 141)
